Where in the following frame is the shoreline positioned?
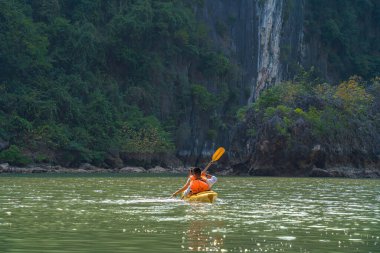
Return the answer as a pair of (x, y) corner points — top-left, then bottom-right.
(0, 163), (379, 178)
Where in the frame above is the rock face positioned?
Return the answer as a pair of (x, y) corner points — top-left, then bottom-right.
(178, 0), (304, 163)
(250, 0), (284, 102)
(79, 163), (108, 172)
(0, 163), (9, 171)
(198, 0), (305, 103)
(228, 101), (380, 177)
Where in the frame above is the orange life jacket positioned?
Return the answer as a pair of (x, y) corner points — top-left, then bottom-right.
(189, 172), (208, 182)
(189, 177), (210, 194)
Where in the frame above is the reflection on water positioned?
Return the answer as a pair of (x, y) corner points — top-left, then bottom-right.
(0, 175), (379, 252)
(184, 217), (225, 252)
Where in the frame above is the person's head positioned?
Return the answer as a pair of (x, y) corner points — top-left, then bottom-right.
(193, 167), (201, 177)
(188, 167), (194, 176)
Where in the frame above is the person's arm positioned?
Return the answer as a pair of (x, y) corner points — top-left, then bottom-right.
(206, 175), (217, 186)
(171, 179), (190, 197)
(181, 185), (191, 199)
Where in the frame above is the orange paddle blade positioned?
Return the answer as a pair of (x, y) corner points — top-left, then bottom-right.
(212, 147), (225, 162)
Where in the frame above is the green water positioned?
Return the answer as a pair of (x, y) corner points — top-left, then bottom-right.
(0, 175), (379, 253)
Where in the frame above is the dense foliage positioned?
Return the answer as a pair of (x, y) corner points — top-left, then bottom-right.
(238, 75), (380, 170)
(0, 0), (238, 166)
(0, 0), (379, 168)
(305, 0), (380, 79)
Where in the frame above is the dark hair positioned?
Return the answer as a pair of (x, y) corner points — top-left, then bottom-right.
(193, 167), (201, 176)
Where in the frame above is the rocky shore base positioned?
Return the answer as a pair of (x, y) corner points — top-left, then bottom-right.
(309, 166), (380, 178)
(0, 163), (189, 174)
(0, 162), (379, 178)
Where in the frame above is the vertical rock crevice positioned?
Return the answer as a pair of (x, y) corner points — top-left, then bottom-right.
(249, 0), (284, 103)
(190, 0), (303, 164)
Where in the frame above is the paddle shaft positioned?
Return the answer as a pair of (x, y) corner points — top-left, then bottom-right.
(202, 161), (213, 174)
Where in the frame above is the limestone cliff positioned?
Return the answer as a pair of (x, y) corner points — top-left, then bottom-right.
(191, 0), (380, 177)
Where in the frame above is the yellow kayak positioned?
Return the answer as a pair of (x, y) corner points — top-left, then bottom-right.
(182, 190), (218, 203)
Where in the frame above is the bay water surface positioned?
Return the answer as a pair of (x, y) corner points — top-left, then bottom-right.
(0, 175), (379, 252)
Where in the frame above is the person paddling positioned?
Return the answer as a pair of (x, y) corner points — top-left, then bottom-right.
(171, 147), (225, 199)
(172, 166), (218, 198)
(182, 167), (217, 198)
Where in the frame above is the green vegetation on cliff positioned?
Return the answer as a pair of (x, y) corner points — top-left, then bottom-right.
(0, 0), (238, 166)
(237, 75), (380, 173)
(305, 0), (380, 79)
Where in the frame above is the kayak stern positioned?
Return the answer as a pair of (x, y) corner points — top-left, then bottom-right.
(182, 190), (217, 203)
